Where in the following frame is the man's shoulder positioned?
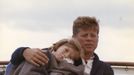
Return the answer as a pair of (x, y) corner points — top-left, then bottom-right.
(92, 59), (114, 75)
(98, 60), (112, 68)
(93, 53), (113, 70)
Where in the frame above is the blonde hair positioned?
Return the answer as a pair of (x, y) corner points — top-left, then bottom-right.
(51, 38), (84, 58)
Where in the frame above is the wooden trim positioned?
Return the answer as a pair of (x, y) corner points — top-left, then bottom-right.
(0, 61), (9, 65)
(105, 61), (134, 66)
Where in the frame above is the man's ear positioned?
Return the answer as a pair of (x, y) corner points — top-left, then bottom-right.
(72, 35), (74, 37)
(72, 35), (76, 38)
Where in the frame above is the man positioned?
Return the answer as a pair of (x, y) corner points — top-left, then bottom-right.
(10, 16), (114, 75)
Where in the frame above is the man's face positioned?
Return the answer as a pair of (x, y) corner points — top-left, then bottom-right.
(74, 28), (98, 55)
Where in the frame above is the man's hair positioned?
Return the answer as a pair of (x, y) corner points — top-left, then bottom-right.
(73, 16), (99, 36)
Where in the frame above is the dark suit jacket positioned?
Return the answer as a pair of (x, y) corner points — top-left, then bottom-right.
(75, 53), (114, 75)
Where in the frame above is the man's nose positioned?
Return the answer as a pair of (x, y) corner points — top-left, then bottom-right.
(86, 35), (92, 40)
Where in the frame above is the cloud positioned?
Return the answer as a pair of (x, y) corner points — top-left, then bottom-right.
(1, 0), (134, 31)
(96, 26), (134, 61)
(0, 0), (134, 61)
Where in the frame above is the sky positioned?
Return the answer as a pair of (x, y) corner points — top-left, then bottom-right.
(0, 0), (134, 62)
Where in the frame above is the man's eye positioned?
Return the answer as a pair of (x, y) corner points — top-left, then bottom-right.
(91, 34), (97, 38)
(81, 34), (88, 37)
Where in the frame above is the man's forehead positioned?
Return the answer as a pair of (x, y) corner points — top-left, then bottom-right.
(78, 27), (99, 33)
(78, 28), (98, 32)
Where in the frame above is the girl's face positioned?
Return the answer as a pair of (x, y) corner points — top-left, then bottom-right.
(53, 45), (79, 61)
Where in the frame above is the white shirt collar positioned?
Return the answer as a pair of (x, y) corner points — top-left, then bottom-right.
(81, 56), (94, 74)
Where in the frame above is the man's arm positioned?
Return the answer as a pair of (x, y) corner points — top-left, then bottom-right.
(10, 47), (49, 66)
(10, 47), (29, 65)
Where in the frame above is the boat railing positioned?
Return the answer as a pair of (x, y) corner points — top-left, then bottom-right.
(0, 61), (134, 75)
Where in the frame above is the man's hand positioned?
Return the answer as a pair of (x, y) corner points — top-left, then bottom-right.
(23, 48), (49, 67)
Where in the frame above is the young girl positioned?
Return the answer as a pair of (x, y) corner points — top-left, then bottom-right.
(12, 38), (85, 75)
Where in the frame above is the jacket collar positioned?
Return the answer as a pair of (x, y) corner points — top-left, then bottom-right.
(90, 53), (101, 75)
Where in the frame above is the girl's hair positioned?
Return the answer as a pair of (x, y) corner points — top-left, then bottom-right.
(51, 38), (84, 57)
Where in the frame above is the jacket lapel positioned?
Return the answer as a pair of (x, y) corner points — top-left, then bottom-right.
(90, 53), (101, 75)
